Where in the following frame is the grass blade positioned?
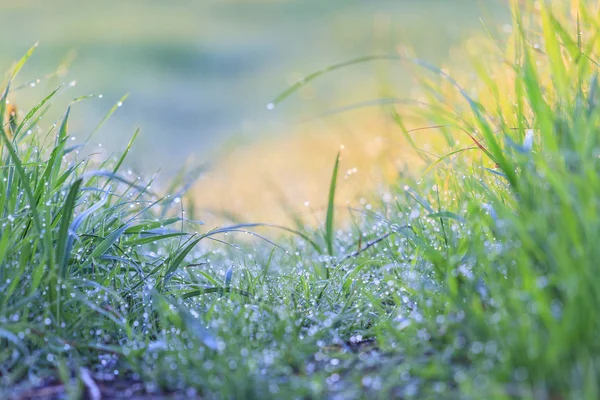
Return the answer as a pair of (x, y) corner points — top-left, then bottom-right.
(0, 83), (43, 239)
(13, 86), (61, 142)
(85, 93), (129, 143)
(83, 223), (133, 268)
(325, 152), (340, 256)
(267, 55), (400, 107)
(57, 178), (82, 277)
(111, 127), (139, 175)
(9, 42), (38, 80)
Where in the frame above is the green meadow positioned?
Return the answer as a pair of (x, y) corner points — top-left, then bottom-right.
(2, 1), (600, 399)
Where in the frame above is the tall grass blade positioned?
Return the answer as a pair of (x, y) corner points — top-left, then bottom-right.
(57, 178), (82, 277)
(13, 86), (61, 142)
(83, 223), (133, 268)
(325, 152), (340, 256)
(111, 127), (139, 175)
(0, 85), (44, 239)
(9, 42), (38, 80)
(85, 93), (129, 143)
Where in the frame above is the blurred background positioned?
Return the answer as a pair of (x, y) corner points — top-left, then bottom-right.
(1, 0), (509, 222)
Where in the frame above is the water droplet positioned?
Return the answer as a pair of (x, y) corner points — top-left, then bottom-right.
(266, 103), (275, 110)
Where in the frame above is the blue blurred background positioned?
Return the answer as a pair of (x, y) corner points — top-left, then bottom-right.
(0, 0), (508, 174)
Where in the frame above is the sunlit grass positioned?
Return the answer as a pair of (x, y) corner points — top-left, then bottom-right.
(2, 1), (600, 398)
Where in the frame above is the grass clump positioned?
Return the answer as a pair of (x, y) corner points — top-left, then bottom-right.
(2, 1), (600, 399)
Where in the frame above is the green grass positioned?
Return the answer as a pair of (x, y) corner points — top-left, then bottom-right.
(2, 1), (600, 399)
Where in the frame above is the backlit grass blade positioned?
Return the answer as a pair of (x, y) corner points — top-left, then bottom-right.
(267, 55), (401, 107)
(85, 93), (129, 143)
(9, 42), (38, 81)
(325, 152), (340, 256)
(420, 147), (477, 178)
(111, 127), (139, 175)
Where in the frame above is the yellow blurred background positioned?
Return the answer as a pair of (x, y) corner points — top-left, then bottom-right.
(0, 0), (509, 224)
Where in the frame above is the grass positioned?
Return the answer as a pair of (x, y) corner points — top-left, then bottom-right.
(2, 1), (600, 399)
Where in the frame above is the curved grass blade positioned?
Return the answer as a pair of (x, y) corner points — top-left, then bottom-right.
(162, 223), (295, 285)
(66, 186), (111, 249)
(80, 170), (158, 195)
(301, 98), (425, 122)
(268, 55), (401, 107)
(420, 146), (478, 178)
(268, 53), (516, 184)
